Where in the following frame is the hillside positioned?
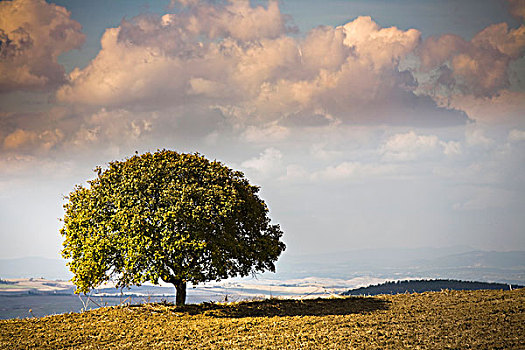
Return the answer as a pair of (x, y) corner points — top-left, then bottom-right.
(1, 289), (524, 349)
(342, 279), (523, 296)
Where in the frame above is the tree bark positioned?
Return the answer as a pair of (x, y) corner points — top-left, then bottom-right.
(174, 279), (187, 306)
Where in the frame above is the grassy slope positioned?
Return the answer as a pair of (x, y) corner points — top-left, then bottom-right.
(1, 289), (524, 349)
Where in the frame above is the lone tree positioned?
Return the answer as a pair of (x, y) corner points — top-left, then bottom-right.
(61, 150), (285, 305)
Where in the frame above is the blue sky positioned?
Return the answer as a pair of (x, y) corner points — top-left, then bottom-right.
(0, 0), (524, 260)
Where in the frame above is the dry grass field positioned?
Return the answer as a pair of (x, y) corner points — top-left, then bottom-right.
(1, 289), (524, 349)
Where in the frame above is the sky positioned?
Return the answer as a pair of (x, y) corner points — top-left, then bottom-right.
(0, 0), (524, 261)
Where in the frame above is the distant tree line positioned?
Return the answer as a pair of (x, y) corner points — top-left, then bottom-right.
(342, 279), (524, 296)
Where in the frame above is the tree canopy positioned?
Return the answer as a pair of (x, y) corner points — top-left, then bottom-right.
(61, 150), (285, 305)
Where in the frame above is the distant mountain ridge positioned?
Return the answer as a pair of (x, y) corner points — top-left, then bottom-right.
(2, 248), (524, 284)
(269, 247), (525, 284)
(342, 279), (524, 296)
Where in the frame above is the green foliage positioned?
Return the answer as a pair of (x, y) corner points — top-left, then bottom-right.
(343, 279), (523, 296)
(61, 150), (285, 303)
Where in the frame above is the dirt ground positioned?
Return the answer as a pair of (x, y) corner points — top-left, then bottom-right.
(1, 289), (524, 349)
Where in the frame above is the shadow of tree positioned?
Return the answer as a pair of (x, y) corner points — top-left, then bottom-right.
(140, 296), (390, 318)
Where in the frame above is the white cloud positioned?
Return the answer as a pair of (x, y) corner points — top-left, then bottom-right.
(312, 161), (396, 181)
(56, 1), (290, 109)
(241, 147), (283, 177)
(242, 123), (290, 143)
(441, 140), (462, 156)
(380, 130), (465, 161)
(310, 143), (342, 160)
(508, 0), (525, 20)
(0, 0), (85, 92)
(381, 131), (440, 161)
(280, 164), (309, 182)
(443, 90), (525, 124)
(508, 129), (525, 142)
(419, 23), (525, 97)
(465, 126), (494, 148)
(68, 108), (155, 149)
(165, 0), (287, 42)
(0, 0), (520, 196)
(57, 27), (184, 107)
(3, 129), (37, 150)
(342, 16), (420, 70)
(55, 3), (464, 127)
(3, 128), (64, 153)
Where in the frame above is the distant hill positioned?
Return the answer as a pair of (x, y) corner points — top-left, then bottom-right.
(342, 279), (524, 296)
(3, 248), (525, 284)
(270, 248), (525, 284)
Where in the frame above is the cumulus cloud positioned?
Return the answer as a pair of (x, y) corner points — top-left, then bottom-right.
(56, 0), (291, 109)
(465, 126), (494, 148)
(2, 129), (64, 153)
(418, 5), (525, 124)
(179, 0), (288, 42)
(56, 1), (465, 127)
(441, 140), (462, 156)
(381, 131), (440, 161)
(380, 130), (465, 161)
(419, 23), (525, 97)
(0, 106), (156, 157)
(0, 0), (85, 92)
(69, 108), (154, 150)
(507, 0), (525, 20)
(2, 0), (520, 165)
(310, 143), (342, 160)
(341, 16), (420, 70)
(443, 90), (525, 124)
(3, 129), (38, 151)
(312, 161), (397, 181)
(508, 128), (525, 142)
(241, 147), (283, 178)
(281, 164), (309, 182)
(242, 123), (291, 143)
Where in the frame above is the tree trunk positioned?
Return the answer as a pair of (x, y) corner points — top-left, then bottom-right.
(174, 279), (187, 306)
